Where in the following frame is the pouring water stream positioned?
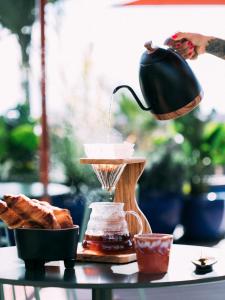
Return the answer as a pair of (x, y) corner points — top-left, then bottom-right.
(107, 94), (114, 143)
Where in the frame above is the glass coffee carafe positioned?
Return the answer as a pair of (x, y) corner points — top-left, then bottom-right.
(82, 202), (143, 253)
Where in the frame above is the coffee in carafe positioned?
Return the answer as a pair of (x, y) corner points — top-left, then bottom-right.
(82, 202), (143, 253)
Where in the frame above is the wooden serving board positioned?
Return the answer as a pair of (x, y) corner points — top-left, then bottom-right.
(76, 244), (137, 264)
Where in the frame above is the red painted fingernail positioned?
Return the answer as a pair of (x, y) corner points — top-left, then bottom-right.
(188, 51), (193, 56)
(172, 34), (178, 39)
(189, 45), (194, 49)
(187, 41), (193, 46)
(175, 43), (181, 48)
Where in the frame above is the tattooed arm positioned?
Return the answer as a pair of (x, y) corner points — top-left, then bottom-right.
(165, 32), (225, 60)
(206, 38), (225, 60)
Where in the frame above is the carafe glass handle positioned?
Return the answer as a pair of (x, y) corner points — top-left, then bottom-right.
(125, 211), (143, 235)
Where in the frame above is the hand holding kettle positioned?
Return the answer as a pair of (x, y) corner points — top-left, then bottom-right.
(113, 41), (203, 121)
(165, 32), (225, 61)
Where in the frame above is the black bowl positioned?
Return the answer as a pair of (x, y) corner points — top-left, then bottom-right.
(14, 225), (79, 270)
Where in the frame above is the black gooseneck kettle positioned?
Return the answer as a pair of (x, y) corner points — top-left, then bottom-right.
(113, 42), (203, 120)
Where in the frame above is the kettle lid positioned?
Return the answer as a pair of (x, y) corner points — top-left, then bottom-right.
(140, 41), (168, 65)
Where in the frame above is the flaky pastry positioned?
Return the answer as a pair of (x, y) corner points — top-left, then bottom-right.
(0, 194), (74, 229)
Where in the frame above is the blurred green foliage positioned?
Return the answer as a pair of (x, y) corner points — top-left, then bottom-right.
(116, 94), (158, 151)
(116, 94), (186, 194)
(139, 142), (186, 193)
(116, 94), (225, 196)
(173, 109), (225, 195)
(0, 103), (39, 181)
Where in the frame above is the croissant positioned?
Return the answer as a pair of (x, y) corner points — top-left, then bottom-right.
(0, 200), (25, 229)
(4, 194), (60, 229)
(51, 208), (74, 229)
(32, 199), (74, 229)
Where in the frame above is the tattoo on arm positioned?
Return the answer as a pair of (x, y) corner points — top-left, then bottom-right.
(206, 38), (225, 60)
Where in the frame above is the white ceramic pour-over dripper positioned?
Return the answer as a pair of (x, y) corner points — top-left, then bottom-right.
(83, 142), (135, 191)
(83, 142), (134, 159)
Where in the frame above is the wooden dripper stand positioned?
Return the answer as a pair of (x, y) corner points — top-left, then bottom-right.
(80, 158), (152, 236)
(78, 157), (152, 263)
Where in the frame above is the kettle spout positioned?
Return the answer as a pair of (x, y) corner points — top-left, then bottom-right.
(113, 85), (151, 111)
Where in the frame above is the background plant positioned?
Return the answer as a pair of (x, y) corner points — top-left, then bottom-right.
(115, 95), (225, 196)
(173, 109), (225, 196)
(0, 103), (40, 181)
(115, 93), (187, 194)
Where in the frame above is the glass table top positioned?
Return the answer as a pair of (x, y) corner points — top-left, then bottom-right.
(0, 245), (224, 289)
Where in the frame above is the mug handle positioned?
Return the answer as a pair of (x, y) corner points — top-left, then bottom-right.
(125, 211), (143, 235)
